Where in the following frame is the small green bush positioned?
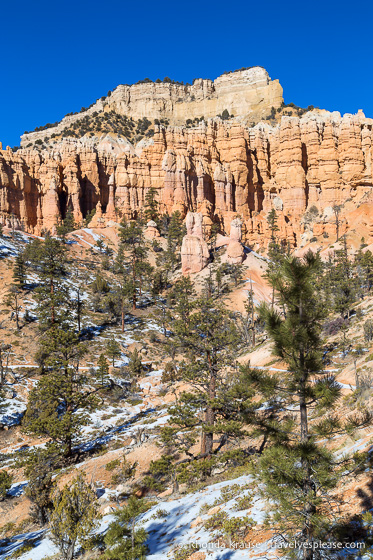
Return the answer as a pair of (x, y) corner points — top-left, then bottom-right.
(105, 459), (120, 471)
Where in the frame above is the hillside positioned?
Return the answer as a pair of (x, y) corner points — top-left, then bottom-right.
(20, 67), (284, 148)
(0, 223), (372, 560)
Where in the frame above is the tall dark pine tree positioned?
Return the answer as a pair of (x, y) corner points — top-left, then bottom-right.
(266, 208), (284, 306)
(56, 208), (77, 241)
(330, 236), (357, 318)
(13, 253), (27, 289)
(168, 290), (240, 457)
(242, 252), (371, 558)
(118, 218), (150, 310)
(25, 236), (69, 329)
(144, 186), (160, 224)
(23, 326), (99, 457)
(155, 210), (186, 279)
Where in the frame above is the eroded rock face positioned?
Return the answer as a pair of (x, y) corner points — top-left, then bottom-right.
(20, 67), (283, 147)
(144, 220), (160, 238)
(2, 110), (373, 250)
(227, 217), (245, 264)
(181, 213), (209, 274)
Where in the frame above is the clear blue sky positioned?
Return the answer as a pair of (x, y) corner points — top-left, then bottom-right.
(1, 0), (372, 147)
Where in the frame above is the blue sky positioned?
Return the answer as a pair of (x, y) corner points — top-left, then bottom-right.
(1, 0), (372, 147)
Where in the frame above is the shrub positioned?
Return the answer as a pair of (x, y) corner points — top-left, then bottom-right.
(0, 470), (13, 500)
(105, 459), (120, 471)
(323, 317), (345, 336)
(234, 493), (253, 511)
(172, 544), (199, 560)
(221, 109), (230, 120)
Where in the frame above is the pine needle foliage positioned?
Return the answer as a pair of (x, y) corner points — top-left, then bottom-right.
(49, 474), (100, 560)
(241, 251), (372, 558)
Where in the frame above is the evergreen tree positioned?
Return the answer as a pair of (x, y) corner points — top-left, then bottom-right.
(104, 496), (150, 560)
(267, 208), (279, 241)
(168, 210), (185, 246)
(96, 353), (110, 388)
(106, 336), (122, 366)
(56, 208), (77, 241)
(50, 474), (100, 560)
(243, 252), (371, 558)
(23, 326), (99, 457)
(118, 218), (150, 310)
(330, 236), (357, 318)
(13, 253), (27, 289)
(24, 449), (58, 525)
(356, 247), (373, 295)
(155, 210), (185, 280)
(0, 343), (12, 385)
(25, 236), (68, 329)
(144, 186), (159, 224)
(167, 294), (240, 458)
(168, 276), (196, 328)
(4, 284), (22, 330)
(0, 470), (13, 501)
(128, 348), (143, 378)
(266, 208), (285, 306)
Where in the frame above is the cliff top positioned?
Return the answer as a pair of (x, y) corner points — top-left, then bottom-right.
(20, 66), (284, 148)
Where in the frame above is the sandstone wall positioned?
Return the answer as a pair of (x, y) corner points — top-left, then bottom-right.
(3, 110), (373, 249)
(20, 67), (283, 147)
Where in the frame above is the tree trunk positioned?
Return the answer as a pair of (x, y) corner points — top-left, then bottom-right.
(203, 353), (216, 456)
(250, 276), (255, 346)
(77, 292), (81, 332)
(50, 277), (55, 324)
(66, 539), (76, 560)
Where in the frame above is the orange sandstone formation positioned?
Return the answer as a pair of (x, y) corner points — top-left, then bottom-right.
(2, 110), (373, 250)
(181, 213), (209, 274)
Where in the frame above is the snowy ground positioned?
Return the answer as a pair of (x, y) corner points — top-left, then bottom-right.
(6, 476), (271, 560)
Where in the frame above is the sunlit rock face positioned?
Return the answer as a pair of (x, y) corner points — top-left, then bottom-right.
(2, 109), (373, 251)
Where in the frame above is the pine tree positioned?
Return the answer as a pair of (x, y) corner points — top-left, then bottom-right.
(13, 253), (27, 289)
(167, 294), (240, 458)
(25, 236), (68, 329)
(128, 348), (143, 378)
(0, 343), (12, 385)
(155, 211), (185, 280)
(24, 449), (58, 525)
(50, 474), (100, 560)
(118, 218), (150, 310)
(0, 470), (13, 501)
(267, 208), (279, 241)
(106, 336), (121, 366)
(356, 248), (373, 295)
(242, 252), (372, 557)
(144, 186), (159, 224)
(104, 496), (150, 560)
(266, 208), (285, 306)
(56, 208), (77, 241)
(96, 353), (110, 388)
(168, 276), (196, 328)
(330, 236), (357, 318)
(4, 285), (22, 330)
(23, 326), (99, 457)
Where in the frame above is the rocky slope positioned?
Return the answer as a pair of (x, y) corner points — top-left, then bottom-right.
(1, 109), (373, 251)
(20, 67), (283, 147)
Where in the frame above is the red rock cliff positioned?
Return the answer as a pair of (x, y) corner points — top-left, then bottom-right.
(2, 110), (373, 249)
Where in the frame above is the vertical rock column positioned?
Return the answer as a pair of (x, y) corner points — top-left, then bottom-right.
(181, 212), (209, 274)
